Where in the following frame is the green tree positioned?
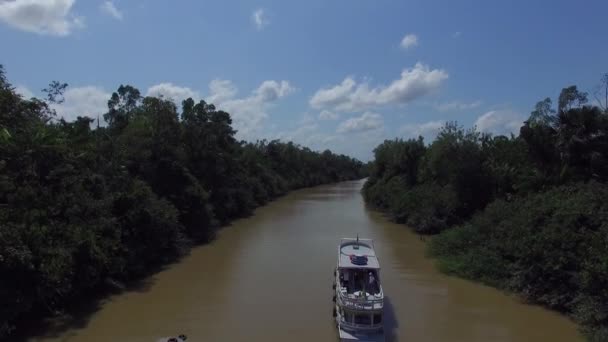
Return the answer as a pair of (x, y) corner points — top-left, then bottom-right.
(104, 85), (142, 130)
(528, 97), (556, 127)
(558, 85), (588, 113)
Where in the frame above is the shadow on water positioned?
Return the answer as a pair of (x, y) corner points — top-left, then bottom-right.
(383, 296), (399, 342)
(12, 262), (175, 342)
(12, 296), (103, 342)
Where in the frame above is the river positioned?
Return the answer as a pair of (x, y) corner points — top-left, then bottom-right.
(30, 180), (582, 342)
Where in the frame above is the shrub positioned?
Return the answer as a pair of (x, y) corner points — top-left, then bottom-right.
(429, 182), (608, 337)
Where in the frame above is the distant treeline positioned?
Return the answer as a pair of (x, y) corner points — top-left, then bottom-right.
(363, 81), (608, 340)
(0, 65), (365, 339)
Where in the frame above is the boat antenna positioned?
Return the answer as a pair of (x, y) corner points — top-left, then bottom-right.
(356, 234), (359, 245)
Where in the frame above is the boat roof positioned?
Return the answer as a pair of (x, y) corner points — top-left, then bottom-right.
(338, 238), (380, 269)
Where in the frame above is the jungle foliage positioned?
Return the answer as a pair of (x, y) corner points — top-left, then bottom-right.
(0, 65), (365, 339)
(363, 80), (608, 340)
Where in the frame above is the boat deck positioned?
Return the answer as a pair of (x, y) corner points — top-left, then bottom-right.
(338, 327), (385, 342)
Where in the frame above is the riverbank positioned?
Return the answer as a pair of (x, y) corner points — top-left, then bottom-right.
(364, 174), (607, 341)
(365, 182), (607, 341)
(26, 180), (582, 342)
(11, 179), (366, 342)
(426, 182), (608, 341)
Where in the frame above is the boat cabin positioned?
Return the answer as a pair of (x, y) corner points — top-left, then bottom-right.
(337, 239), (383, 300)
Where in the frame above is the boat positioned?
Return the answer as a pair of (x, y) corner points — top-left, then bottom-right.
(333, 237), (385, 342)
(157, 334), (187, 342)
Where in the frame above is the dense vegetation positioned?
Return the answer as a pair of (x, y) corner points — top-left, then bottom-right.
(0, 65), (365, 339)
(363, 80), (608, 340)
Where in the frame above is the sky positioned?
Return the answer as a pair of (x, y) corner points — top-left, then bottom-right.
(1, 0), (607, 160)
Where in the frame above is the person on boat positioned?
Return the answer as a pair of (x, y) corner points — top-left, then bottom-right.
(165, 334), (187, 342)
(340, 270), (351, 292)
(368, 271), (377, 294)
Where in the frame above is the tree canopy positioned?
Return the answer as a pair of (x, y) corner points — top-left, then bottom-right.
(363, 80), (608, 340)
(0, 65), (365, 339)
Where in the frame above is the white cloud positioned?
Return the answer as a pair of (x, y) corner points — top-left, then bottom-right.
(435, 100), (482, 112)
(252, 8), (268, 30)
(310, 78), (356, 110)
(337, 112), (383, 133)
(271, 123), (359, 158)
(100, 1), (123, 20)
(337, 125), (385, 161)
(0, 0), (84, 36)
(271, 115), (386, 161)
(400, 34), (418, 49)
(319, 110), (339, 120)
(452, 31), (462, 38)
(207, 79), (294, 139)
(272, 121), (385, 161)
(146, 83), (199, 104)
(474, 110), (524, 136)
(310, 63), (448, 112)
(52, 86), (110, 122)
(15, 85), (34, 99)
(400, 120), (445, 141)
(255, 80), (293, 101)
(207, 79), (237, 104)
(218, 96), (267, 138)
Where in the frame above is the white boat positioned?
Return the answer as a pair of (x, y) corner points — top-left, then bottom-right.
(157, 334), (187, 342)
(333, 238), (385, 342)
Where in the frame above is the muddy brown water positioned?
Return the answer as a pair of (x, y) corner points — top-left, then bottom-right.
(30, 180), (582, 342)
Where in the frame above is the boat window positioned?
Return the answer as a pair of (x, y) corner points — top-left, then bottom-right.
(354, 314), (371, 325)
(373, 314), (382, 324)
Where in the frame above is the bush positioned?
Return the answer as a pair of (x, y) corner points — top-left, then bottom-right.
(429, 182), (608, 337)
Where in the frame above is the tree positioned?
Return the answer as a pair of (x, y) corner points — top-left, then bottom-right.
(594, 73), (608, 112)
(555, 106), (608, 182)
(104, 85), (141, 129)
(0, 65), (7, 89)
(528, 97), (556, 127)
(42, 81), (68, 104)
(558, 85), (588, 113)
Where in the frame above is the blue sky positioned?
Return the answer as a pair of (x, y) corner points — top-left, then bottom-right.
(1, 0), (607, 160)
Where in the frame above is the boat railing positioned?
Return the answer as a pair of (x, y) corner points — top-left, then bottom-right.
(340, 238), (374, 249)
(339, 320), (383, 332)
(337, 290), (384, 310)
